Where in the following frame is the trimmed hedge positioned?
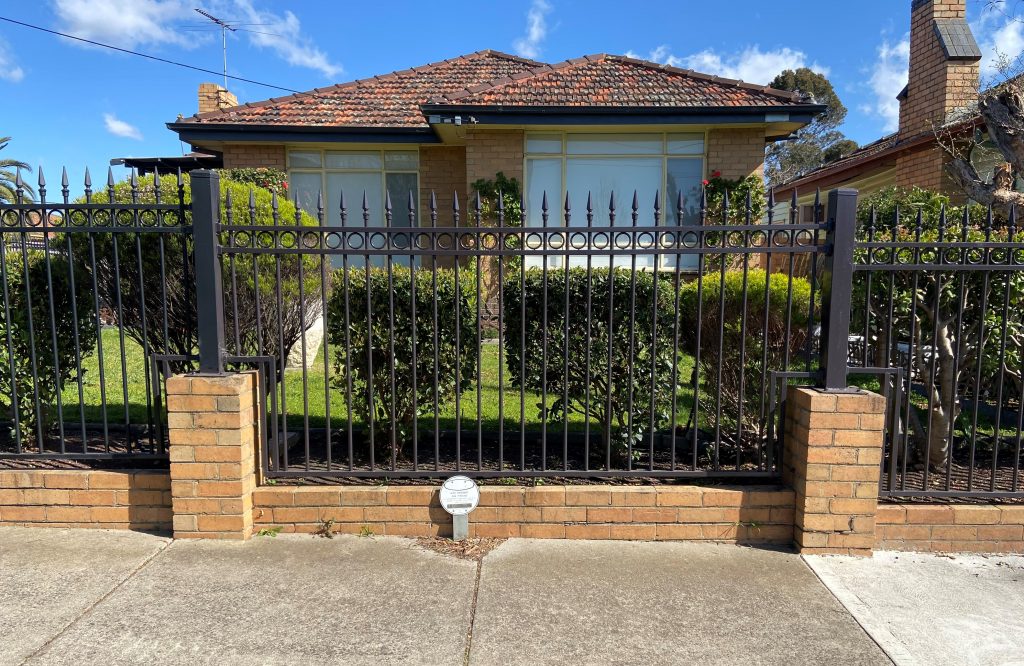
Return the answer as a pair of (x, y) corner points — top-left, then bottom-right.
(326, 265), (477, 455)
(503, 267), (679, 459)
(679, 269), (813, 432)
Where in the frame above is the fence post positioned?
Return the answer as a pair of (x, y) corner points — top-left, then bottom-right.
(190, 169), (225, 374)
(819, 188), (858, 391)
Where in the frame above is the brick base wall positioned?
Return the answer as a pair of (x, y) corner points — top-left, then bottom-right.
(706, 128), (766, 180)
(252, 485), (795, 542)
(220, 144), (287, 170)
(0, 470), (171, 530)
(876, 504), (1024, 553)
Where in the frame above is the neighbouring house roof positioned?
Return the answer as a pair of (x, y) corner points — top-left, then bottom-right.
(110, 152), (222, 175)
(774, 133), (902, 198)
(169, 50), (823, 141)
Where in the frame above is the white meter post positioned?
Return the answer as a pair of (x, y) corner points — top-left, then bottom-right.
(439, 475), (480, 541)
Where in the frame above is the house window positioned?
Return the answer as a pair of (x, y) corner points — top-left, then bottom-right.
(287, 149), (419, 227)
(524, 132), (706, 269)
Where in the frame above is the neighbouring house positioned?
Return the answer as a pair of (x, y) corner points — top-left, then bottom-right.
(775, 0), (990, 218)
(167, 51), (823, 234)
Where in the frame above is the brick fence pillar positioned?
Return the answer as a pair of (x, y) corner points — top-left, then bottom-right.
(166, 371), (258, 540)
(783, 387), (886, 556)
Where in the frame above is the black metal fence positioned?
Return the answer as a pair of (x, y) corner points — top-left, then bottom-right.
(0, 168), (191, 460)
(218, 181), (830, 479)
(4, 166), (1023, 498)
(850, 204), (1024, 499)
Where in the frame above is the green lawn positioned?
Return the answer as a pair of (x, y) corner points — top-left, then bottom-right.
(61, 328), (716, 434)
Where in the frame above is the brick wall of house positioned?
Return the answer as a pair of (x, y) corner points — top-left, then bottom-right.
(220, 144), (287, 170)
(464, 129), (524, 202)
(0, 470), (171, 531)
(894, 143), (953, 192)
(419, 146), (467, 224)
(706, 128), (765, 180)
(252, 485), (795, 542)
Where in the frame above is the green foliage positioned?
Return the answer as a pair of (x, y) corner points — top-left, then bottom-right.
(326, 266), (477, 456)
(218, 167), (288, 198)
(765, 68), (858, 187)
(0, 250), (97, 440)
(853, 187), (1022, 466)
(0, 136), (33, 203)
(703, 175), (767, 224)
(502, 268), (679, 459)
(679, 269), (813, 432)
(72, 173), (323, 362)
(470, 172), (523, 226)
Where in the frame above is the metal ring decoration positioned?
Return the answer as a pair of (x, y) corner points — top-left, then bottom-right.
(524, 232), (543, 250)
(547, 231), (566, 250)
(458, 233), (476, 250)
(635, 231), (655, 248)
(345, 232), (365, 250)
(67, 209), (89, 228)
(324, 231), (343, 251)
(794, 229), (816, 247)
(965, 247), (985, 265)
(138, 210), (158, 228)
(591, 231), (610, 250)
(116, 209), (135, 227)
(279, 231), (298, 250)
(749, 230), (768, 247)
(613, 231), (632, 249)
(893, 247), (915, 265)
(771, 230), (791, 248)
(301, 231), (320, 250)
(569, 231), (589, 250)
(481, 232), (499, 251)
(726, 230), (746, 248)
(680, 230), (699, 249)
(368, 232), (387, 250)
(256, 231), (276, 249)
(659, 230), (677, 248)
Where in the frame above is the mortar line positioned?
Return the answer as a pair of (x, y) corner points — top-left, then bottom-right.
(19, 536), (174, 665)
(462, 557), (484, 666)
(800, 554), (906, 666)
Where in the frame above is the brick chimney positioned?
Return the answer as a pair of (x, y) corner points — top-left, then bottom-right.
(897, 0), (981, 140)
(198, 83), (238, 114)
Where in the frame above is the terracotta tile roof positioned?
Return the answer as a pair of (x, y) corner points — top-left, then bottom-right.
(180, 51), (813, 130)
(427, 54), (807, 108)
(182, 50), (543, 128)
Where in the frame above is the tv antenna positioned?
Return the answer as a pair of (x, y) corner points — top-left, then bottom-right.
(194, 8), (236, 88)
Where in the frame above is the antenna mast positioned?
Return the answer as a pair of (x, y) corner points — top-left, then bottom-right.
(194, 8), (236, 88)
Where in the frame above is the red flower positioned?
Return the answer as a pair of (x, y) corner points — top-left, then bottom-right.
(711, 170), (721, 178)
(283, 181), (289, 189)
(702, 179), (710, 186)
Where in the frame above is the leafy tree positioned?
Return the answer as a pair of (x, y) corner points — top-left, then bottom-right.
(0, 136), (34, 203)
(764, 69), (858, 188)
(853, 186), (1020, 469)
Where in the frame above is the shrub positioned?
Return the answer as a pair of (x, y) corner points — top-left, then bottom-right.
(679, 269), (813, 433)
(326, 266), (477, 456)
(72, 173), (324, 365)
(218, 167), (288, 198)
(0, 250), (97, 441)
(703, 174), (767, 224)
(503, 267), (679, 460)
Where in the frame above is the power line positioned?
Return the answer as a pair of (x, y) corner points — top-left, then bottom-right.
(0, 15), (320, 98)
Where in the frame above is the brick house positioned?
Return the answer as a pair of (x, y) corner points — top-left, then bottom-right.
(167, 51), (823, 229)
(775, 0), (987, 216)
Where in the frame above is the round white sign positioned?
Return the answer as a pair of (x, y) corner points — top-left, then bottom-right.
(439, 475), (480, 516)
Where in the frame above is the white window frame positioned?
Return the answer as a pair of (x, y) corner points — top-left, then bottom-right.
(287, 148), (420, 224)
(523, 131), (707, 270)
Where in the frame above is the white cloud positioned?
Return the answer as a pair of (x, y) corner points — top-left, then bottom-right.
(53, 0), (341, 79)
(0, 38), (24, 82)
(860, 36), (909, 133)
(627, 44), (828, 84)
(53, 0), (196, 49)
(974, 10), (1024, 79)
(230, 0), (342, 78)
(103, 113), (143, 140)
(513, 0), (552, 60)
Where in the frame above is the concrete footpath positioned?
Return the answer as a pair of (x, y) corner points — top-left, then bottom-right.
(0, 527), (1008, 666)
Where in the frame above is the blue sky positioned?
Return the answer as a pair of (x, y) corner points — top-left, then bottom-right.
(1, 0), (1022, 194)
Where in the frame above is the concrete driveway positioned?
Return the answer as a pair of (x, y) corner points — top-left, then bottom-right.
(0, 527), (893, 665)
